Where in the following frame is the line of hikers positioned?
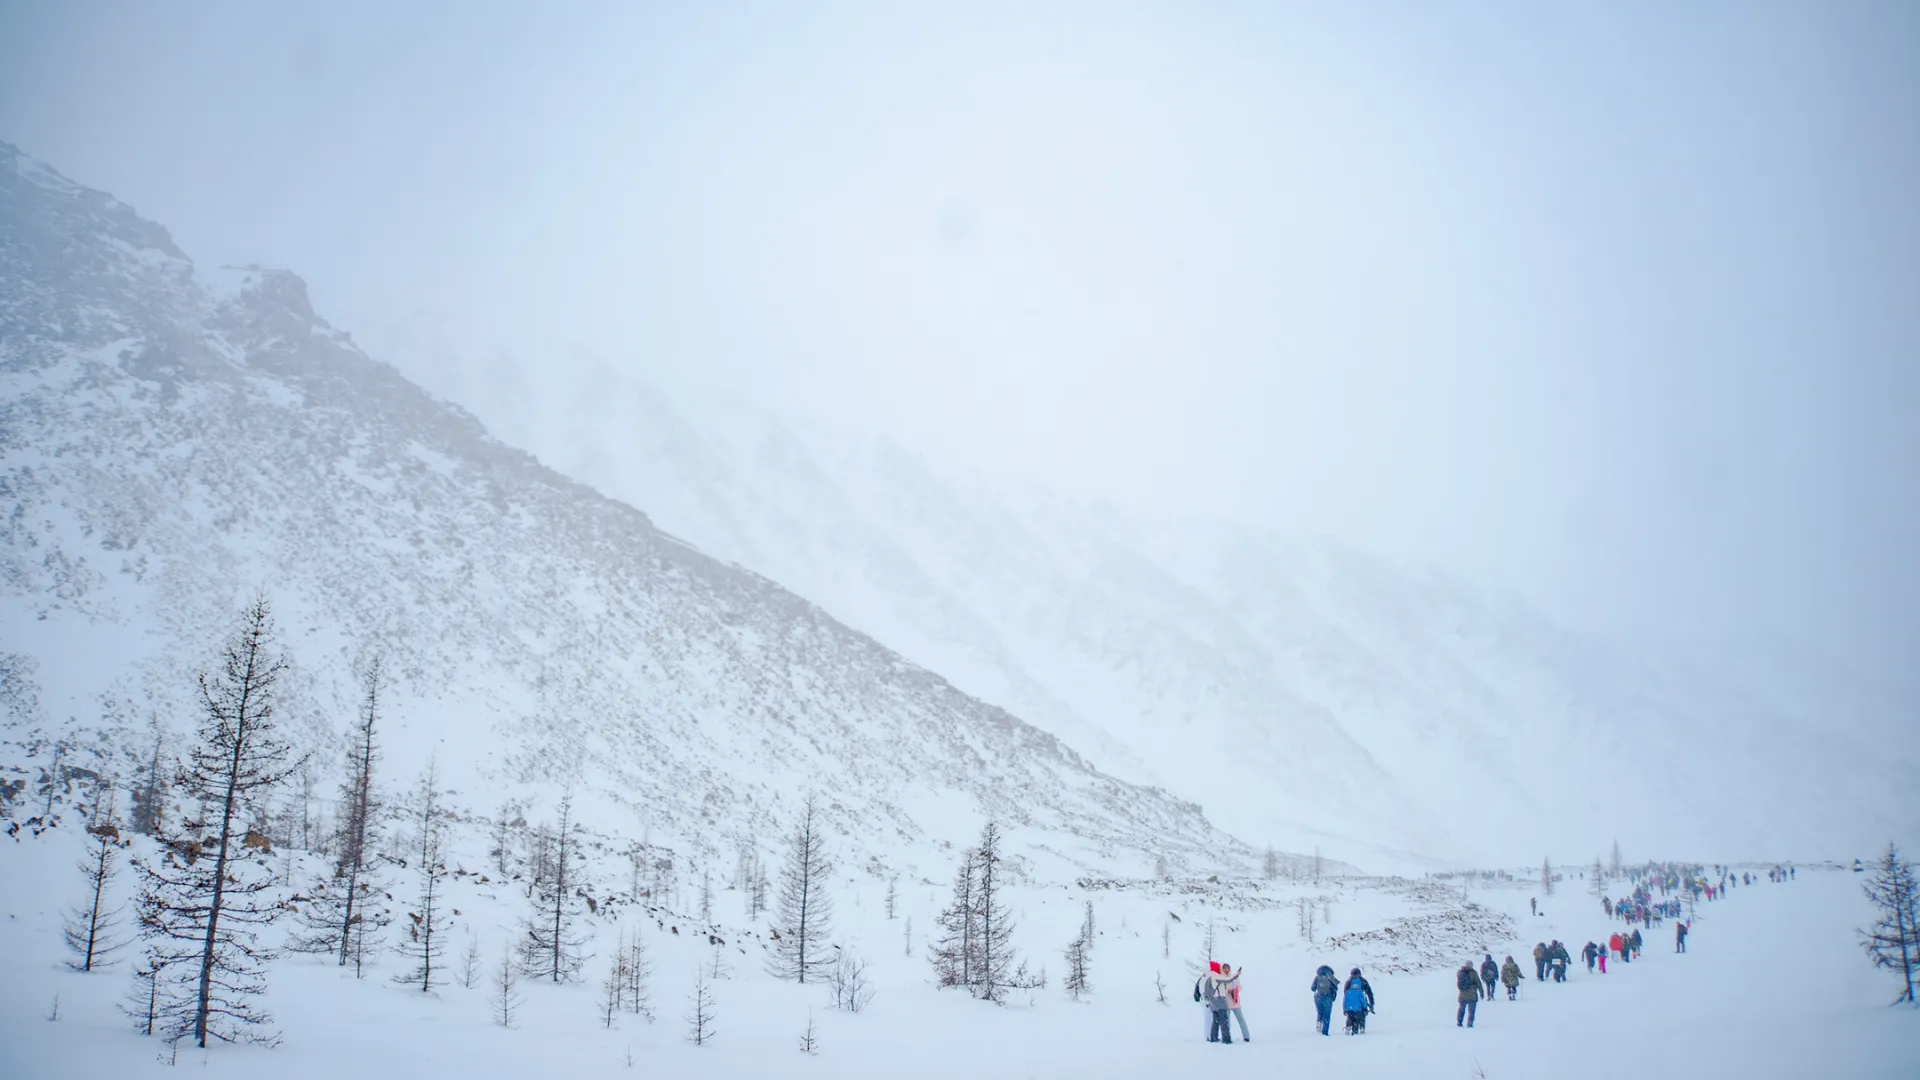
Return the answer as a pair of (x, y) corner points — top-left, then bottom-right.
(1450, 952), (1527, 1027)
(1194, 880), (1723, 1044)
(1450, 921), (1681, 1028)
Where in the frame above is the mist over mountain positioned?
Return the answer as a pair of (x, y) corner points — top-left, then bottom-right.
(4, 141), (1912, 881)
(0, 142), (1263, 879)
(401, 354), (1919, 869)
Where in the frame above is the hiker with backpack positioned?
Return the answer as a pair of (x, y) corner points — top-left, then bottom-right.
(1196, 962), (1219, 1040)
(1500, 955), (1522, 999)
(1547, 940), (1571, 982)
(1675, 921), (1689, 953)
(1310, 964), (1341, 1036)
(1342, 967), (1375, 1034)
(1629, 928), (1643, 959)
(1455, 961), (1484, 1028)
(1582, 940), (1599, 973)
(1532, 941), (1548, 981)
(1203, 962), (1235, 1044)
(1478, 954), (1499, 1004)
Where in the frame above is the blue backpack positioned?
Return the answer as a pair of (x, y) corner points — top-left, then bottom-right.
(1343, 981), (1368, 1012)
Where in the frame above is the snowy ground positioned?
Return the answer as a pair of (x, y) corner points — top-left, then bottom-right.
(1, 824), (1914, 1079)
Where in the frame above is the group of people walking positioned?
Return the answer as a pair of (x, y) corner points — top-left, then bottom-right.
(1451, 921), (1672, 1029)
(1451, 952), (1525, 1027)
(1195, 960), (1381, 1045)
(1192, 864), (1755, 1046)
(1309, 964), (1375, 1036)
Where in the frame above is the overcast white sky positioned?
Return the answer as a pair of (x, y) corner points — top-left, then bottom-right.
(4, 0), (1916, 681)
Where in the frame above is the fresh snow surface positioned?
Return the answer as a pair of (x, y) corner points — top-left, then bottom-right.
(1, 819), (1913, 1079)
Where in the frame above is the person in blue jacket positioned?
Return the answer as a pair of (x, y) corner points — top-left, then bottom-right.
(1342, 967), (1375, 1034)
(1309, 964), (1341, 1035)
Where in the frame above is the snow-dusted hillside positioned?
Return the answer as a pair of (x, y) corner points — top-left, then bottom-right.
(459, 368), (1918, 868)
(0, 142), (1272, 877)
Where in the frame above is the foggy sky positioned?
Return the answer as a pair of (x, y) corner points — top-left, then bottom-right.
(4, 0), (1916, 683)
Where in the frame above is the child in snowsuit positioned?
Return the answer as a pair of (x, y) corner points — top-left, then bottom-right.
(1598, 940), (1610, 974)
(1456, 962), (1484, 1027)
(1310, 964), (1340, 1036)
(1500, 956), (1522, 999)
(1343, 967), (1374, 1034)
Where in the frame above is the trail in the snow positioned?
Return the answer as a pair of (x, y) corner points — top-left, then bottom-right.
(2, 853), (1913, 1080)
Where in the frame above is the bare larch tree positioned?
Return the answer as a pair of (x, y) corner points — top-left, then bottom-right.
(1063, 930), (1091, 1000)
(135, 597), (304, 1048)
(686, 968), (717, 1045)
(128, 729), (167, 837)
(491, 947), (522, 1028)
(626, 927), (654, 1019)
(65, 804), (129, 971)
(1859, 842), (1919, 1005)
(931, 846), (978, 990)
(520, 792), (589, 982)
(396, 759), (450, 991)
(292, 659), (390, 966)
(767, 794), (834, 984)
(934, 820), (1024, 1001)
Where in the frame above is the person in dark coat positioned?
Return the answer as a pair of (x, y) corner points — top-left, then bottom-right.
(1533, 941), (1548, 981)
(1342, 967), (1375, 1034)
(1310, 964), (1341, 1036)
(1676, 921), (1689, 953)
(1478, 954), (1499, 1003)
(1456, 962), (1484, 1028)
(1582, 940), (1599, 972)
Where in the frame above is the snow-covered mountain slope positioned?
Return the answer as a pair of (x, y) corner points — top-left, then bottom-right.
(445, 368), (1919, 868)
(0, 142), (1277, 877)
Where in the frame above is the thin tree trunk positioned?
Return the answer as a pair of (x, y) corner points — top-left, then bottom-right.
(83, 842), (109, 970)
(195, 650), (257, 1047)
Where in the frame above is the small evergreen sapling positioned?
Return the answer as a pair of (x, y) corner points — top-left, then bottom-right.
(1063, 932), (1090, 1000)
(686, 969), (717, 1045)
(491, 948), (522, 1028)
(395, 760), (450, 991)
(1859, 842), (1919, 1005)
(65, 810), (129, 972)
(520, 792), (590, 983)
